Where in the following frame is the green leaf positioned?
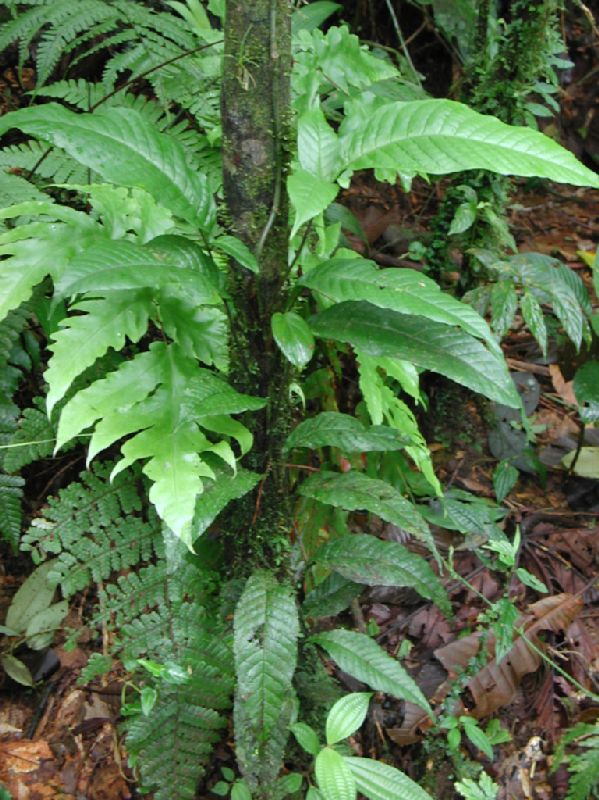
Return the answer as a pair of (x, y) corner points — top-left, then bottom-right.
(0, 104), (216, 228)
(290, 722), (321, 756)
(326, 692), (372, 745)
(299, 470), (433, 550)
(1, 654), (34, 686)
(490, 280), (518, 339)
(520, 290), (547, 357)
(25, 600), (68, 650)
(515, 568), (548, 593)
(277, 773), (303, 796)
(492, 460), (518, 503)
(312, 533), (450, 615)
(231, 782), (252, 800)
(298, 107), (340, 181)
(311, 301), (519, 407)
(461, 717), (493, 759)
(292, 1), (341, 33)
(303, 572), (362, 618)
(315, 748), (356, 800)
(192, 469), (261, 541)
(563, 447), (599, 479)
(56, 343), (264, 544)
(53, 239), (220, 303)
(46, 290), (153, 413)
(313, 630), (431, 713)
(574, 360), (599, 423)
(272, 311), (315, 368)
(285, 412), (410, 453)
(345, 757), (434, 800)
(339, 99), (599, 188)
(213, 235), (259, 273)
(140, 686), (158, 716)
(6, 561), (57, 633)
(234, 571), (299, 788)
(302, 257), (502, 357)
(288, 169), (338, 236)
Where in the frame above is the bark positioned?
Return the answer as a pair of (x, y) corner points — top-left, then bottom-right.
(220, 0), (293, 569)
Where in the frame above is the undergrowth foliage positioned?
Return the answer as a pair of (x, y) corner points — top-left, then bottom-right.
(0, 1), (597, 799)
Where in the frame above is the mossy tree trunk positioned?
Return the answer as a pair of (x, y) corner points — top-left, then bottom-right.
(220, 0), (293, 570)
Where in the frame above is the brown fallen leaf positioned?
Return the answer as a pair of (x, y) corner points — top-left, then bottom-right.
(387, 594), (583, 745)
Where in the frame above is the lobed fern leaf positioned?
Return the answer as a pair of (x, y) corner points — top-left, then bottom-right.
(0, 473), (25, 550)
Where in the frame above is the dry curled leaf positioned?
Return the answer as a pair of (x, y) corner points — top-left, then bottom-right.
(387, 594), (582, 744)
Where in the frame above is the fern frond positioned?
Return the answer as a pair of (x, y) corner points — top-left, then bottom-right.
(0, 140), (92, 184)
(4, 402), (58, 473)
(21, 463), (161, 596)
(0, 473), (24, 549)
(555, 723), (599, 800)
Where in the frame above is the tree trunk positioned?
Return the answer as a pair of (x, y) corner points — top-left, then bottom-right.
(220, 0), (293, 570)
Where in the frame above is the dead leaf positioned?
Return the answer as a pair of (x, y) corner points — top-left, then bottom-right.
(549, 365), (577, 406)
(387, 594), (582, 744)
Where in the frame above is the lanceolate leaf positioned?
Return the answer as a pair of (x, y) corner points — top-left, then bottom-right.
(300, 471), (432, 547)
(0, 104), (216, 228)
(234, 571), (299, 788)
(302, 257), (502, 356)
(303, 572), (362, 618)
(313, 533), (450, 614)
(311, 301), (519, 407)
(339, 99), (599, 188)
(285, 412), (410, 453)
(313, 629), (431, 713)
(344, 757), (434, 800)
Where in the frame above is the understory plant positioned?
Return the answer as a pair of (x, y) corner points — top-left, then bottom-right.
(0, 1), (598, 798)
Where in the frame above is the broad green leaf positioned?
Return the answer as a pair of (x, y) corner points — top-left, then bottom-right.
(0, 104), (216, 228)
(1, 654), (34, 686)
(298, 107), (340, 181)
(311, 301), (519, 407)
(213, 234), (258, 273)
(345, 757), (434, 800)
(302, 257), (502, 357)
(289, 169), (338, 236)
(326, 693), (372, 745)
(6, 561), (57, 633)
(299, 471), (432, 548)
(315, 748), (356, 800)
(234, 571), (299, 787)
(339, 99), (599, 188)
(25, 600), (68, 650)
(285, 412), (410, 453)
(521, 290), (547, 357)
(231, 782), (252, 800)
(192, 469), (261, 540)
(290, 722), (321, 756)
(272, 311), (315, 368)
(53, 239), (220, 303)
(303, 572), (362, 618)
(312, 533), (450, 614)
(461, 718), (494, 759)
(46, 290), (153, 412)
(313, 629), (431, 713)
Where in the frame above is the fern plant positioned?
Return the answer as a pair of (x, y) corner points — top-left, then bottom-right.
(553, 722), (599, 800)
(0, 1), (598, 799)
